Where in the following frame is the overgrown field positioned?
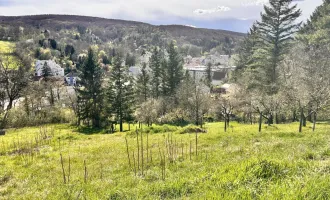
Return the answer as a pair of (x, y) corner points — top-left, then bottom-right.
(0, 41), (19, 68)
(0, 122), (330, 199)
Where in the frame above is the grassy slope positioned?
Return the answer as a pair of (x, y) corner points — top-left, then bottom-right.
(0, 41), (19, 69)
(0, 122), (330, 199)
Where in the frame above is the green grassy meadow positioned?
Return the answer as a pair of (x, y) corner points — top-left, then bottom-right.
(0, 122), (330, 199)
(0, 41), (20, 68)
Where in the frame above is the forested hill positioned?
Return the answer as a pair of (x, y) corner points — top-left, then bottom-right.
(0, 15), (245, 54)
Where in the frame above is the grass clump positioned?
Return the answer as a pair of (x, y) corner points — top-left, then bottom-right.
(245, 160), (290, 181)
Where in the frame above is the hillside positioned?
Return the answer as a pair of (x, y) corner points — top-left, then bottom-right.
(0, 15), (245, 54)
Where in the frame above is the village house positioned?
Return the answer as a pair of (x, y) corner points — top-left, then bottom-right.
(65, 72), (80, 86)
(35, 60), (65, 78)
(184, 65), (235, 86)
(184, 55), (230, 67)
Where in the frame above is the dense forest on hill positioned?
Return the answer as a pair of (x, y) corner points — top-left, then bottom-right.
(0, 14), (245, 56)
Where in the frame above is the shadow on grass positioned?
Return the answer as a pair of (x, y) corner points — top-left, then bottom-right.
(76, 126), (104, 135)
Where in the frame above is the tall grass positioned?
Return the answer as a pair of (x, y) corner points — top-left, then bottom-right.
(0, 122), (329, 199)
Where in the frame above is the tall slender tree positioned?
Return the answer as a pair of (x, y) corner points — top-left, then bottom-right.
(164, 41), (184, 96)
(76, 47), (104, 128)
(107, 53), (135, 132)
(257, 0), (301, 94)
(204, 62), (213, 91)
(136, 62), (150, 104)
(149, 47), (161, 98)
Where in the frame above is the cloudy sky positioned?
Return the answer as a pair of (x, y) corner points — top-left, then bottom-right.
(0, 0), (323, 32)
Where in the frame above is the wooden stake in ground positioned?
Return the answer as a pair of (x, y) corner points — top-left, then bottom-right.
(190, 140), (192, 161)
(132, 151), (137, 176)
(195, 130), (198, 156)
(60, 153), (66, 184)
(68, 156), (71, 183)
(136, 128), (140, 171)
(125, 137), (132, 169)
(84, 160), (87, 183)
(141, 131), (144, 176)
(146, 131), (149, 164)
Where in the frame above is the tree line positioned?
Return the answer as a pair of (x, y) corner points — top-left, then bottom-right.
(75, 41), (199, 131)
(233, 0), (330, 132)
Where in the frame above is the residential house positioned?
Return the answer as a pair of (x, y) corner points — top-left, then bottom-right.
(184, 65), (234, 86)
(35, 60), (64, 78)
(65, 72), (80, 86)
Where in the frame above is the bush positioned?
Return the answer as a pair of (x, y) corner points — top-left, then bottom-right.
(158, 109), (190, 126)
(6, 107), (73, 128)
(176, 125), (206, 134)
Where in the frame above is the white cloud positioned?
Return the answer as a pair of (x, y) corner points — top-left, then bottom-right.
(241, 0), (268, 6)
(193, 6), (231, 15)
(185, 25), (197, 28)
(0, 0), (323, 25)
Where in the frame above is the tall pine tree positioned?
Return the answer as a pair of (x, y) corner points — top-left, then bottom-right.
(164, 41), (184, 95)
(204, 62), (213, 91)
(257, 0), (301, 93)
(149, 47), (161, 98)
(107, 53), (135, 132)
(76, 47), (104, 128)
(136, 62), (150, 104)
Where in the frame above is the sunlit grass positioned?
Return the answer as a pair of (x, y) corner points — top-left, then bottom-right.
(0, 41), (20, 69)
(0, 122), (329, 199)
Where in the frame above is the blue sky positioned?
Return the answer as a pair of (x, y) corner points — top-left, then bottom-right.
(0, 0), (323, 32)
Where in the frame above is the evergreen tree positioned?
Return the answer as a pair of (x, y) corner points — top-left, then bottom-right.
(125, 53), (136, 67)
(42, 62), (52, 81)
(257, 0), (301, 93)
(234, 24), (260, 73)
(76, 47), (104, 128)
(300, 0), (330, 34)
(204, 62), (213, 90)
(136, 62), (150, 104)
(149, 47), (161, 98)
(299, 0), (330, 45)
(41, 62), (55, 105)
(160, 58), (168, 96)
(107, 53), (135, 132)
(164, 41), (184, 95)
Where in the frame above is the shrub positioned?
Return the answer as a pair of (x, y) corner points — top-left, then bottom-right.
(6, 107), (73, 128)
(176, 125), (205, 134)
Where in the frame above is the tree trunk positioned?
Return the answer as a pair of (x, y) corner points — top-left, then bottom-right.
(259, 112), (262, 133)
(6, 99), (13, 111)
(312, 112), (317, 132)
(250, 113), (253, 125)
(120, 119), (123, 132)
(299, 107), (303, 133)
(268, 113), (273, 125)
(292, 110), (297, 122)
(307, 107), (312, 122)
(275, 112), (279, 124)
(224, 116), (227, 132)
(303, 116), (307, 127)
(50, 87), (54, 106)
(0, 111), (9, 129)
